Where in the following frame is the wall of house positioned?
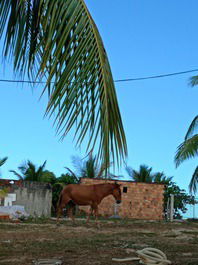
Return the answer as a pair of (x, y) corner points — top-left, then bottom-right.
(79, 178), (165, 220)
(0, 180), (52, 217)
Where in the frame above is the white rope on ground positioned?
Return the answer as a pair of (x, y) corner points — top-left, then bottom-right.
(112, 247), (172, 265)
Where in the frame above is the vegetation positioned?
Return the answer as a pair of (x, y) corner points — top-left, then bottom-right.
(175, 121), (198, 194)
(0, 0), (127, 169)
(9, 160), (48, 182)
(126, 164), (154, 183)
(174, 75), (198, 194)
(0, 157), (8, 167)
(68, 154), (111, 179)
(0, 157), (8, 177)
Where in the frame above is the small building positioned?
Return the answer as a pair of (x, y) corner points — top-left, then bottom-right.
(0, 179), (52, 217)
(79, 178), (165, 220)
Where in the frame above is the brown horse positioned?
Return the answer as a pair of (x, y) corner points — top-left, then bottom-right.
(57, 183), (121, 224)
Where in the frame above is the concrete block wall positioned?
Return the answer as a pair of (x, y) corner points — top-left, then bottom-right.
(79, 178), (165, 220)
(0, 180), (52, 217)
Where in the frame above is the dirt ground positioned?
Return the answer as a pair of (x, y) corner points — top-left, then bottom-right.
(0, 218), (198, 265)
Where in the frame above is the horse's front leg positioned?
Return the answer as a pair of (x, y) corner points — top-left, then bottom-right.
(56, 196), (70, 226)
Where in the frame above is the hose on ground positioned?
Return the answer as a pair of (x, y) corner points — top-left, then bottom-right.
(112, 247), (172, 264)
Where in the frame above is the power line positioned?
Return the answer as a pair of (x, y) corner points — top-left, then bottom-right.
(114, 69), (198, 82)
(0, 68), (198, 85)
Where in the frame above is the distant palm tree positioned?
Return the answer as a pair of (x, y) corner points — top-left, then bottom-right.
(152, 172), (173, 185)
(67, 154), (111, 180)
(0, 0), (127, 169)
(175, 115), (198, 194)
(125, 164), (153, 183)
(10, 160), (47, 181)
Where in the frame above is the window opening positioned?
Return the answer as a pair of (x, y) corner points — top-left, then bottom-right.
(123, 187), (128, 193)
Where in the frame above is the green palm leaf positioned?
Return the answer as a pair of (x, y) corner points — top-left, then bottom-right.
(0, 0), (127, 167)
(9, 170), (23, 180)
(185, 115), (198, 140)
(190, 75), (198, 87)
(0, 157), (8, 167)
(189, 166), (198, 194)
(175, 135), (198, 167)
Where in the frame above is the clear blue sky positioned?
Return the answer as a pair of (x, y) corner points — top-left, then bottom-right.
(0, 0), (198, 203)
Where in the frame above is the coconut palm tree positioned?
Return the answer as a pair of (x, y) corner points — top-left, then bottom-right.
(175, 116), (198, 194)
(67, 154), (111, 179)
(10, 160), (47, 181)
(125, 164), (154, 183)
(0, 0), (127, 169)
(152, 172), (173, 185)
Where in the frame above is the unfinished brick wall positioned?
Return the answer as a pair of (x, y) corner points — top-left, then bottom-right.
(79, 178), (165, 220)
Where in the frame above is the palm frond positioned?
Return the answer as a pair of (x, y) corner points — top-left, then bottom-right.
(9, 170), (23, 180)
(0, 0), (127, 168)
(190, 75), (198, 87)
(175, 135), (198, 167)
(64, 167), (79, 182)
(125, 166), (133, 178)
(185, 116), (198, 140)
(0, 157), (8, 167)
(189, 166), (198, 194)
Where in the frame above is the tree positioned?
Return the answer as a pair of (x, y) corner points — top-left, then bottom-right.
(153, 173), (196, 219)
(125, 164), (153, 183)
(175, 116), (198, 194)
(68, 154), (111, 179)
(164, 180), (196, 219)
(0, 0), (127, 169)
(10, 160), (47, 181)
(152, 172), (173, 185)
(40, 170), (57, 184)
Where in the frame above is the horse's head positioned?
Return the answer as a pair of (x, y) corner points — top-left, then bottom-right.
(112, 183), (122, 204)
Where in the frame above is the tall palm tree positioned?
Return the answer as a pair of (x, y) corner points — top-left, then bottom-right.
(175, 120), (198, 194)
(125, 164), (154, 183)
(0, 0), (127, 169)
(10, 160), (47, 181)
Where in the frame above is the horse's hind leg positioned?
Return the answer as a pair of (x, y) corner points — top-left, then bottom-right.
(86, 207), (93, 224)
(93, 206), (100, 228)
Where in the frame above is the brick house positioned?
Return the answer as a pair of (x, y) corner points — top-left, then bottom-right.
(79, 178), (165, 220)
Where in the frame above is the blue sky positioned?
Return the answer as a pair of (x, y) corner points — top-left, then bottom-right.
(0, 0), (198, 209)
